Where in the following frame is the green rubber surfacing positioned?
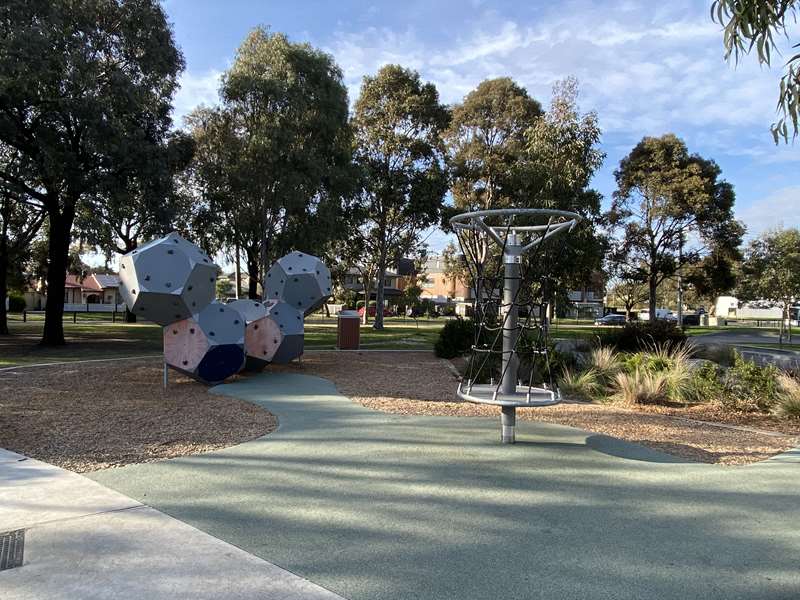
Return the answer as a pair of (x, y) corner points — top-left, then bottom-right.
(90, 372), (800, 600)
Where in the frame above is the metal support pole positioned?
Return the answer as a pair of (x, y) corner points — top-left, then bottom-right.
(501, 406), (516, 444)
(163, 360), (168, 389)
(500, 233), (520, 445)
(501, 233), (520, 396)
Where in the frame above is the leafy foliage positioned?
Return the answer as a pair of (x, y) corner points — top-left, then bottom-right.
(738, 227), (800, 342)
(712, 0), (800, 142)
(188, 28), (354, 299)
(352, 65), (449, 329)
(0, 0), (184, 344)
(609, 134), (743, 321)
(434, 318), (475, 358)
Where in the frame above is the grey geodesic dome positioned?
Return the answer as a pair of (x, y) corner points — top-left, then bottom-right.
(264, 300), (304, 364)
(164, 300), (245, 384)
(228, 299), (282, 371)
(119, 232), (217, 325)
(264, 252), (332, 316)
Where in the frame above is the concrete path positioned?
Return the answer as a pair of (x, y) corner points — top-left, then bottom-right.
(0, 449), (345, 599)
(692, 329), (800, 368)
(88, 373), (800, 600)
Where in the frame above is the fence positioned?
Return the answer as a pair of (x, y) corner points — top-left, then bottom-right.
(22, 303), (129, 323)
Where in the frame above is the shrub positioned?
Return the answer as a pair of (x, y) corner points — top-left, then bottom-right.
(7, 294), (26, 313)
(610, 369), (669, 405)
(598, 320), (687, 353)
(719, 351), (780, 413)
(434, 318), (474, 359)
(774, 373), (800, 419)
(559, 367), (600, 400)
(685, 361), (725, 404)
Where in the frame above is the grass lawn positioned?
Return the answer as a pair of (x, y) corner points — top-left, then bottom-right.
(0, 314), (446, 367)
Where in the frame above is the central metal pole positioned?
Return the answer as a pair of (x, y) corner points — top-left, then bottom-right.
(500, 233), (521, 443)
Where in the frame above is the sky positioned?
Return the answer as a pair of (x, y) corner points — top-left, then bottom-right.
(162, 0), (799, 254)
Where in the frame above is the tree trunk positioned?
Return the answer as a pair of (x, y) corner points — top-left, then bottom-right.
(0, 200), (9, 335)
(361, 282), (371, 325)
(373, 254), (387, 330)
(648, 274), (657, 322)
(234, 237), (242, 300)
(0, 231), (8, 336)
(41, 205), (74, 346)
(247, 252), (259, 300)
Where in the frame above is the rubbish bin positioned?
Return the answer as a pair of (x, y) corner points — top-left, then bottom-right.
(337, 310), (360, 350)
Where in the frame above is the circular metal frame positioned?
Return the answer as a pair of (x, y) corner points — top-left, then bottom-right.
(450, 207), (582, 441)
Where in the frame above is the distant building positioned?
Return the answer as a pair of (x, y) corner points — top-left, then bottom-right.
(420, 254), (473, 307)
(24, 272), (122, 309)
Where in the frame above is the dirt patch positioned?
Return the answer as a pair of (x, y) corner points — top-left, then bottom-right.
(0, 359), (275, 472)
(275, 351), (800, 465)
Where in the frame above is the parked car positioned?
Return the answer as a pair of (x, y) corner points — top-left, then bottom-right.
(358, 306), (394, 318)
(594, 313), (627, 326)
(680, 314), (700, 326)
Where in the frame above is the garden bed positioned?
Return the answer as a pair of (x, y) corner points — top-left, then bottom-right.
(275, 351), (800, 465)
(0, 359), (276, 472)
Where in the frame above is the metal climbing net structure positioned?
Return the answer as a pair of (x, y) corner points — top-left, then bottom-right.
(450, 208), (582, 444)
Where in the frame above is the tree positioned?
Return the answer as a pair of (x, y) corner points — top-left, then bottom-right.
(192, 28), (353, 300)
(522, 78), (607, 310)
(610, 134), (744, 321)
(352, 65), (449, 330)
(0, 0), (183, 345)
(76, 131), (195, 257)
(739, 228), (800, 343)
(0, 147), (46, 334)
(445, 78), (542, 212)
(712, 0), (800, 142)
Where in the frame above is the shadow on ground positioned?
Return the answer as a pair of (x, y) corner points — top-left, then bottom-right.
(90, 373), (800, 600)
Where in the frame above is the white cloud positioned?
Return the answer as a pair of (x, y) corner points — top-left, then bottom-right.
(172, 69), (223, 125)
(737, 186), (800, 240)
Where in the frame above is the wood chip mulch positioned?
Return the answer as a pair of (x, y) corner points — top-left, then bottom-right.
(0, 359), (276, 472)
(275, 351), (800, 465)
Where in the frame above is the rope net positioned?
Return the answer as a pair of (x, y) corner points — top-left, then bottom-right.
(451, 209), (578, 405)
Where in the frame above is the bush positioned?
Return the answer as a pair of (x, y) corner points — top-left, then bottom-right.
(7, 294), (26, 313)
(598, 320), (687, 352)
(434, 318), (474, 359)
(775, 373), (800, 419)
(719, 351), (780, 412)
(685, 361), (725, 404)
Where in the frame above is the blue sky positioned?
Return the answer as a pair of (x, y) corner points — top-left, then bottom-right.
(163, 0), (799, 252)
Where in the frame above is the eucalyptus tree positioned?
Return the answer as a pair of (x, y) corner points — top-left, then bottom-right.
(444, 77), (542, 212)
(610, 134), (744, 321)
(739, 228), (800, 343)
(0, 0), (183, 345)
(352, 65), (449, 330)
(207, 28), (353, 298)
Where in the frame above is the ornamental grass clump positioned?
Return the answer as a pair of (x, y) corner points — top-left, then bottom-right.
(558, 367), (601, 400)
(610, 369), (669, 405)
(774, 373), (800, 419)
(587, 347), (620, 384)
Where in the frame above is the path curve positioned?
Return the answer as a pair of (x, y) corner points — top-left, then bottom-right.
(90, 372), (800, 600)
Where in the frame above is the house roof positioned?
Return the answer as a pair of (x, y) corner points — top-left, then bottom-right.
(93, 274), (120, 289)
(64, 273), (120, 292)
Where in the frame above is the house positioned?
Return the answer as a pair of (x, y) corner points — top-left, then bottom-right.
(342, 267), (405, 300)
(24, 272), (122, 309)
